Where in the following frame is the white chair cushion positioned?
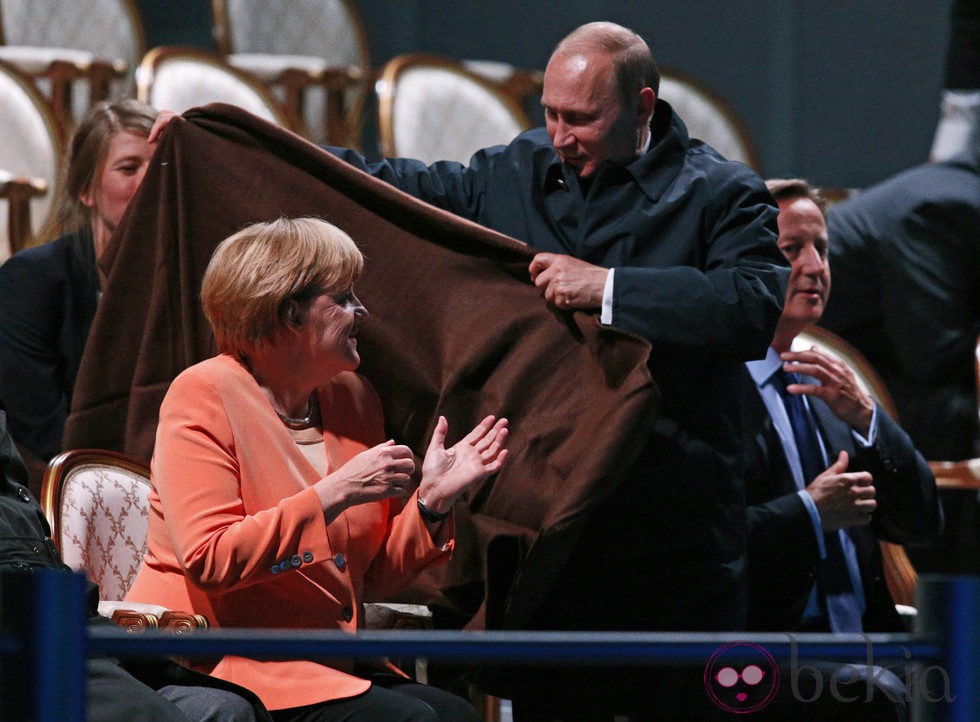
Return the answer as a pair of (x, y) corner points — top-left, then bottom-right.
(0, 0), (139, 98)
(98, 599), (169, 618)
(0, 45), (104, 72)
(461, 59), (516, 83)
(393, 67), (525, 165)
(227, 52), (338, 78)
(58, 463), (152, 601)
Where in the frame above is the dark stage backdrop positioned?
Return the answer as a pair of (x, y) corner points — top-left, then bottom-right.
(134, 1), (952, 200)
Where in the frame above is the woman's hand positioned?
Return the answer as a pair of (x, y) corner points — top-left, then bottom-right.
(314, 440), (416, 515)
(418, 415), (509, 514)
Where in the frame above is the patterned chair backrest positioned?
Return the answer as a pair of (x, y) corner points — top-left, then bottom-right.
(377, 54), (531, 166)
(658, 67), (760, 171)
(137, 46), (294, 131)
(41, 450), (152, 601)
(0, 59), (60, 261)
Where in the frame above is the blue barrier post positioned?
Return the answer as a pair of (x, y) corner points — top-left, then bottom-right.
(915, 575), (980, 722)
(1, 569), (88, 720)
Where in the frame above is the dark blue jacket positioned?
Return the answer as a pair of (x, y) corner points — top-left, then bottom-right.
(0, 230), (99, 461)
(330, 100), (787, 630)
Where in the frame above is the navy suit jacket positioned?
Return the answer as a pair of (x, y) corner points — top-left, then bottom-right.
(821, 152), (979, 460)
(0, 231), (98, 461)
(743, 361), (941, 632)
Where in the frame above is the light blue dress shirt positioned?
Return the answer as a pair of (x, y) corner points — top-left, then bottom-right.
(746, 345), (875, 624)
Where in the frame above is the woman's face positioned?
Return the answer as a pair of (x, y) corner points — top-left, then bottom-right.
(80, 129), (154, 257)
(299, 288), (368, 374)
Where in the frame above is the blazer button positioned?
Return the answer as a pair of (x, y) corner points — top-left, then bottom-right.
(333, 553), (346, 570)
(18, 488), (31, 502)
(291, 554), (302, 568)
(341, 606), (353, 622)
(302, 551), (314, 563)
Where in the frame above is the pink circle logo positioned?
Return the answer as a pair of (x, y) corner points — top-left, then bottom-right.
(704, 642), (780, 714)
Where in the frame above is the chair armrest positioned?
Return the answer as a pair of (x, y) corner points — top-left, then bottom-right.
(158, 610), (209, 632)
(930, 458), (980, 490)
(99, 600), (208, 633)
(1, 170), (48, 255)
(364, 602), (433, 631)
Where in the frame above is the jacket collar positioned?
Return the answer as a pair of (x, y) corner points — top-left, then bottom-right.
(538, 99), (691, 201)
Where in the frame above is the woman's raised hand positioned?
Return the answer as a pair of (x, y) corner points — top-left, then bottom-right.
(148, 109), (180, 143)
(418, 415), (509, 514)
(315, 440), (416, 514)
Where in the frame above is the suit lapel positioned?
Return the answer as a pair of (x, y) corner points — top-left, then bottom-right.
(808, 395), (856, 461)
(742, 373), (798, 500)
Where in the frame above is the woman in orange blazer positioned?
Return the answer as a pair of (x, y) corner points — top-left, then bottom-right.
(126, 217), (507, 721)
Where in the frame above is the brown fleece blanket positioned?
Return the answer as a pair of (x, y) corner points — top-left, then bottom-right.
(63, 104), (659, 630)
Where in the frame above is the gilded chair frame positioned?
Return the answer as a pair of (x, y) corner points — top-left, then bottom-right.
(40, 448), (152, 560)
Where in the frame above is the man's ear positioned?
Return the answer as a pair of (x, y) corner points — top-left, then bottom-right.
(638, 87), (656, 123)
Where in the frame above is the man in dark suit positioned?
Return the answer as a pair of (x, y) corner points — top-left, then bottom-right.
(744, 178), (942, 719)
(819, 152), (978, 578)
(321, 21), (787, 717)
(149, 20), (786, 717)
(745, 178), (941, 635)
(820, 152), (979, 463)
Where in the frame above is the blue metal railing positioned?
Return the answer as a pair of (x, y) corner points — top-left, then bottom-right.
(1, 571), (976, 721)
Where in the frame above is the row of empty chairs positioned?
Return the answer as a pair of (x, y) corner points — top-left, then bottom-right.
(0, 47), (760, 260)
(0, 0), (762, 260)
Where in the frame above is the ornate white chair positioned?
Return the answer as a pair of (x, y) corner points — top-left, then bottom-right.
(0, 59), (61, 261)
(39, 449), (198, 632)
(41, 448), (432, 648)
(0, 0), (145, 139)
(42, 450), (156, 602)
(137, 46), (299, 132)
(462, 59), (543, 115)
(377, 53), (531, 165)
(211, 0), (369, 146)
(658, 66), (760, 171)
(793, 326), (919, 613)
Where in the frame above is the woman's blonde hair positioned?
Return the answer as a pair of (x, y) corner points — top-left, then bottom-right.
(201, 217), (364, 357)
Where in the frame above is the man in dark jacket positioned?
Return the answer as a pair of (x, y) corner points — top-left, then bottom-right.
(0, 410), (267, 721)
(327, 20), (787, 718)
(820, 152), (979, 463)
(744, 179), (941, 721)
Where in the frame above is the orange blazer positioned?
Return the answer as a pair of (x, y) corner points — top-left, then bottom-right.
(126, 354), (452, 710)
